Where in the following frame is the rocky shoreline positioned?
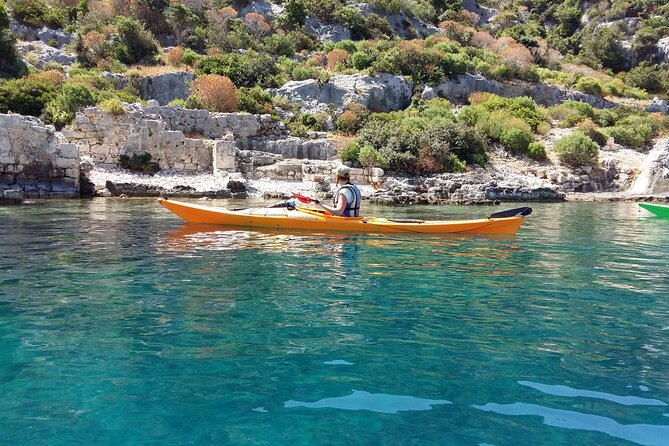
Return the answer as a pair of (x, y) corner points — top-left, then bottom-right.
(52, 164), (669, 206)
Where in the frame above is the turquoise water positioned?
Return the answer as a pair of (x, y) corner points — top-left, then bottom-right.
(1, 199), (668, 445)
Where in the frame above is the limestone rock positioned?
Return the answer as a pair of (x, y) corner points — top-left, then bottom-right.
(306, 17), (351, 42)
(432, 73), (615, 108)
(353, 3), (438, 39)
(656, 37), (669, 63)
(462, 0), (499, 25)
(16, 41), (76, 69)
(272, 73), (413, 114)
(647, 97), (669, 114)
(238, 0), (284, 18)
(137, 72), (194, 105)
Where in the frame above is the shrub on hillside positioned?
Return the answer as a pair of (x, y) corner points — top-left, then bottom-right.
(625, 63), (667, 94)
(358, 144), (389, 169)
(166, 47), (185, 67)
(527, 142), (547, 161)
(339, 141), (361, 164)
(99, 97), (125, 116)
(602, 124), (652, 148)
(326, 49), (349, 71)
(500, 127), (532, 154)
(580, 26), (630, 72)
(164, 2), (203, 49)
(264, 34), (296, 57)
(10, 0), (65, 28)
(1, 0), (27, 78)
(237, 86), (273, 114)
(195, 53), (277, 88)
(182, 48), (201, 67)
(0, 77), (58, 116)
(41, 82), (97, 129)
(574, 77), (603, 97)
(468, 93), (543, 131)
(190, 75), (238, 113)
(112, 17), (161, 65)
(335, 103), (369, 135)
(356, 112), (487, 173)
(553, 132), (599, 166)
(548, 101), (595, 127)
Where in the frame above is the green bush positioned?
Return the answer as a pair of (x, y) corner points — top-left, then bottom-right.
(602, 124), (652, 148)
(0, 77), (58, 116)
(119, 153), (159, 174)
(339, 141), (361, 164)
(9, 0), (65, 28)
(112, 17), (161, 65)
(291, 64), (319, 81)
(99, 97), (125, 116)
(164, 3), (202, 49)
(168, 98), (186, 107)
(333, 7), (367, 40)
(41, 82), (96, 129)
(196, 53), (277, 88)
(238, 86), (273, 114)
(264, 35), (296, 57)
(574, 77), (603, 97)
(625, 63), (667, 94)
(580, 26), (630, 72)
(181, 48), (200, 67)
(470, 93), (544, 131)
(356, 111), (486, 173)
(280, 0), (307, 28)
(358, 144), (389, 168)
(1, 0), (27, 78)
(528, 142), (547, 161)
(548, 101), (595, 127)
(553, 132), (599, 166)
(593, 108), (618, 127)
(500, 127), (532, 154)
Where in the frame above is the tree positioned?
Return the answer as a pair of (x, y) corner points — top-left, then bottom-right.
(581, 26), (630, 72)
(283, 0), (307, 27)
(164, 3), (202, 48)
(0, 0), (27, 78)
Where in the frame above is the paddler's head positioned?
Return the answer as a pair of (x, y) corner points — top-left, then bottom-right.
(334, 165), (350, 185)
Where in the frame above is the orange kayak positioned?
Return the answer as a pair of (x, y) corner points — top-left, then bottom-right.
(159, 198), (530, 235)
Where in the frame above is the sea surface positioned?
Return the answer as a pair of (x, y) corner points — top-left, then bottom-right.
(1, 199), (668, 446)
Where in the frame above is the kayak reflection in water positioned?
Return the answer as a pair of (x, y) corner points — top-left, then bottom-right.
(320, 165), (362, 217)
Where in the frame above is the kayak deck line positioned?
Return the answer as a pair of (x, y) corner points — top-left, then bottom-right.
(158, 198), (530, 235)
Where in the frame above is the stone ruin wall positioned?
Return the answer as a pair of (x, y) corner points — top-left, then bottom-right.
(62, 105), (286, 173)
(0, 114), (79, 198)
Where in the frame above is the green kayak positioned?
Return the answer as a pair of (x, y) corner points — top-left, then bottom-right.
(639, 203), (669, 218)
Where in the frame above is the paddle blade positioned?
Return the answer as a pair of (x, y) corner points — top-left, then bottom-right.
(489, 207), (532, 218)
(293, 192), (319, 204)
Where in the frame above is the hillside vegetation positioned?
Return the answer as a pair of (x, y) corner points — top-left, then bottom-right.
(1, 0), (669, 174)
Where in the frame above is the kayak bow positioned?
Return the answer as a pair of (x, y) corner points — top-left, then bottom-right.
(158, 198), (529, 235)
(639, 202), (669, 218)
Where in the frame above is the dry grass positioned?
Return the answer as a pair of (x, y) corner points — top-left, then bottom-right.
(562, 63), (612, 81)
(125, 65), (192, 77)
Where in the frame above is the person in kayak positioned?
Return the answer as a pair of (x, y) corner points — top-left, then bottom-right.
(321, 165), (362, 217)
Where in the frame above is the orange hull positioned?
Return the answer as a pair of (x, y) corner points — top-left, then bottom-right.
(158, 199), (526, 235)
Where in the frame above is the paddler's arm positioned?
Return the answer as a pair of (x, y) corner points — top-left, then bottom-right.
(320, 193), (347, 216)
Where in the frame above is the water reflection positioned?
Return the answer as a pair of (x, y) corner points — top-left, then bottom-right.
(285, 390), (451, 413)
(518, 381), (667, 406)
(473, 402), (669, 446)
